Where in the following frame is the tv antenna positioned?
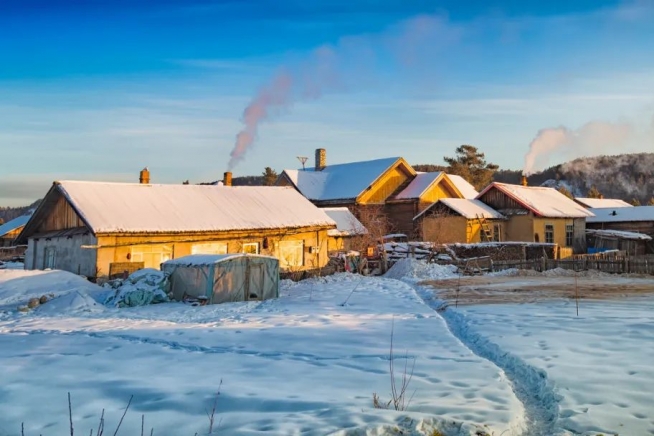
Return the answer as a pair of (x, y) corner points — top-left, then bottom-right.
(297, 156), (308, 170)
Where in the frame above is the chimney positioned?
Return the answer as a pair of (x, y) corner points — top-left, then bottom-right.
(223, 171), (232, 187)
(521, 175), (528, 187)
(139, 167), (150, 184)
(315, 148), (326, 171)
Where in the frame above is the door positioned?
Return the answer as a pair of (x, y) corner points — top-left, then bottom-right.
(247, 263), (264, 300)
(44, 247), (56, 269)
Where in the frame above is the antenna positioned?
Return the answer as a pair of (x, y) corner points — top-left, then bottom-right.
(297, 156), (308, 170)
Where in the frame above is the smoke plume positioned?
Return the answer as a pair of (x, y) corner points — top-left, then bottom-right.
(523, 120), (636, 175)
(227, 15), (457, 170)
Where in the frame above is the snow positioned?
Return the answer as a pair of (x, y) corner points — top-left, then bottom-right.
(0, 268), (522, 436)
(415, 199), (505, 221)
(447, 175), (479, 200)
(587, 205), (654, 223)
(384, 259), (458, 281)
(394, 172), (443, 200)
(322, 207), (368, 237)
(587, 228), (652, 240)
(50, 181), (337, 234)
(0, 213), (31, 237)
(574, 197), (633, 208)
(0, 261), (24, 270)
(282, 157), (401, 201)
(478, 183), (594, 218)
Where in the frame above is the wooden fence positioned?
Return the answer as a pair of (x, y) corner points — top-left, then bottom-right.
(492, 254), (654, 275)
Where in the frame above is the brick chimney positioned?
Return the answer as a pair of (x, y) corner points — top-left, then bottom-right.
(139, 167), (150, 184)
(223, 171), (232, 187)
(521, 175), (528, 187)
(315, 148), (326, 171)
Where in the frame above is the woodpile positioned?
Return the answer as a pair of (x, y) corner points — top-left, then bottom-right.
(445, 242), (558, 262)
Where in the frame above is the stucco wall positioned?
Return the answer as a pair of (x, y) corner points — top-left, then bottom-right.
(26, 234), (97, 277)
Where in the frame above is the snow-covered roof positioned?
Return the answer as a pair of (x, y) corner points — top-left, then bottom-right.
(587, 206), (654, 223)
(163, 253), (277, 266)
(321, 207), (368, 237)
(282, 157), (404, 201)
(447, 175), (479, 199)
(478, 183), (594, 218)
(586, 229), (652, 241)
(395, 172), (443, 199)
(51, 181), (337, 234)
(0, 214), (32, 237)
(575, 198), (633, 208)
(414, 199), (504, 221)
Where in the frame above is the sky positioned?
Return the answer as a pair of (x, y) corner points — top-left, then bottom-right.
(1, 0), (654, 206)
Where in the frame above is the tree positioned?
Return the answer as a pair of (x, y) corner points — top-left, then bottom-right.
(0, 218), (4, 225)
(630, 198), (641, 206)
(586, 185), (602, 199)
(557, 186), (574, 199)
(648, 197), (654, 206)
(262, 167), (278, 186)
(443, 145), (499, 191)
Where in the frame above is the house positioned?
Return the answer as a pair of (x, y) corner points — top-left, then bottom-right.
(586, 206), (654, 242)
(277, 149), (469, 236)
(574, 197), (633, 209)
(586, 229), (652, 256)
(476, 182), (594, 255)
(0, 213), (32, 247)
(16, 172), (337, 279)
(321, 207), (368, 253)
(413, 198), (505, 244)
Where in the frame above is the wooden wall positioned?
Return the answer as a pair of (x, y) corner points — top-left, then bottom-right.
(478, 188), (526, 211)
(384, 202), (419, 237)
(587, 221), (654, 238)
(358, 164), (413, 204)
(37, 195), (86, 233)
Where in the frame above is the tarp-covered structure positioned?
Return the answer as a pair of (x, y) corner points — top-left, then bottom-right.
(162, 254), (279, 304)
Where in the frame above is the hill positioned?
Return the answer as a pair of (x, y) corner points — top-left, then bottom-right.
(0, 200), (40, 225)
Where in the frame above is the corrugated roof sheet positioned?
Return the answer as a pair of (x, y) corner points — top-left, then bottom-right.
(0, 214), (31, 238)
(574, 198), (633, 208)
(283, 157), (401, 201)
(55, 181), (337, 234)
(321, 207), (368, 237)
(395, 172), (443, 199)
(587, 206), (654, 223)
(447, 175), (479, 199)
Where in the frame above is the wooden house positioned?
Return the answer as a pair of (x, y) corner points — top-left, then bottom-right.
(321, 207), (368, 253)
(414, 198), (505, 244)
(0, 213), (31, 247)
(586, 229), (652, 256)
(586, 206), (654, 249)
(277, 149), (469, 237)
(574, 197), (632, 209)
(476, 182), (594, 255)
(16, 174), (337, 280)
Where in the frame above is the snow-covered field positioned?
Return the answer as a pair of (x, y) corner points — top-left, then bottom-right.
(1, 261), (653, 436)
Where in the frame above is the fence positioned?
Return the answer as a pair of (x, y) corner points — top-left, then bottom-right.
(492, 254), (654, 275)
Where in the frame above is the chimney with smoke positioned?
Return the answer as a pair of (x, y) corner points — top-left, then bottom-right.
(521, 175), (528, 187)
(223, 171), (233, 187)
(315, 148), (326, 171)
(139, 167), (150, 184)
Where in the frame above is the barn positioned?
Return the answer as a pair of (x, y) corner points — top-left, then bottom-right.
(16, 179), (336, 280)
(586, 206), (654, 254)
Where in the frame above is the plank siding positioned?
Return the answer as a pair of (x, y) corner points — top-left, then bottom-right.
(37, 195), (86, 233)
(478, 187), (526, 212)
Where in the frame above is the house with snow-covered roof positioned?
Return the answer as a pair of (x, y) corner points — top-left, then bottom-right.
(586, 206), (654, 252)
(276, 148), (470, 237)
(321, 207), (368, 252)
(574, 197), (633, 209)
(0, 213), (32, 247)
(17, 171), (337, 279)
(476, 182), (594, 255)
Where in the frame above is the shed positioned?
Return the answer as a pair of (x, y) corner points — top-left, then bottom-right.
(162, 254), (279, 304)
(0, 213), (32, 247)
(586, 229), (653, 256)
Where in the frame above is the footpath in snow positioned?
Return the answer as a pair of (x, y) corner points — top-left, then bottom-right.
(0, 268), (523, 436)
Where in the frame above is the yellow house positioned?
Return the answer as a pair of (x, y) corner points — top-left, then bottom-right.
(321, 207), (368, 253)
(17, 179), (336, 280)
(414, 198), (506, 244)
(477, 182), (594, 255)
(0, 213), (32, 247)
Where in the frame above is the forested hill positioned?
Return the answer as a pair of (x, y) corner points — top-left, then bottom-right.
(0, 200), (41, 224)
(493, 153), (654, 204)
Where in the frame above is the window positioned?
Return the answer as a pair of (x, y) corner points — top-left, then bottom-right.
(44, 247), (56, 269)
(131, 245), (173, 269)
(279, 240), (304, 269)
(545, 225), (554, 244)
(192, 242), (228, 255)
(565, 225), (574, 247)
(492, 224), (501, 242)
(242, 242), (259, 254)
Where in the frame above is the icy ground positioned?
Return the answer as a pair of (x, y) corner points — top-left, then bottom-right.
(0, 268), (520, 436)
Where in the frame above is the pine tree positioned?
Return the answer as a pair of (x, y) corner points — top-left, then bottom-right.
(648, 197), (654, 206)
(444, 145), (499, 191)
(557, 186), (573, 199)
(630, 198), (641, 206)
(586, 185), (602, 199)
(262, 167), (278, 186)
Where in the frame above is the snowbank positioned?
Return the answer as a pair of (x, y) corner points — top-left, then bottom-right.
(384, 259), (458, 281)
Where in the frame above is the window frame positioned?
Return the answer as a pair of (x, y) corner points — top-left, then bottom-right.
(242, 242), (260, 254)
(565, 224), (574, 247)
(278, 239), (304, 269)
(545, 224), (555, 244)
(492, 224), (501, 242)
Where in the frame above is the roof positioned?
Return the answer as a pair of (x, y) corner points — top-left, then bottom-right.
(0, 214), (31, 238)
(163, 253), (278, 266)
(321, 207), (368, 237)
(414, 198), (505, 221)
(586, 229), (652, 241)
(395, 172), (443, 199)
(587, 206), (654, 223)
(477, 183), (594, 218)
(575, 198), (633, 208)
(281, 157), (405, 201)
(40, 181), (337, 235)
(447, 175), (479, 199)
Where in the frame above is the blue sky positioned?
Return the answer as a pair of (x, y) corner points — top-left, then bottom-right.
(1, 0), (654, 205)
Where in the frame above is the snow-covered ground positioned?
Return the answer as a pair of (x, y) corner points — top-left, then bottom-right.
(2, 260), (653, 436)
(0, 268), (520, 436)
